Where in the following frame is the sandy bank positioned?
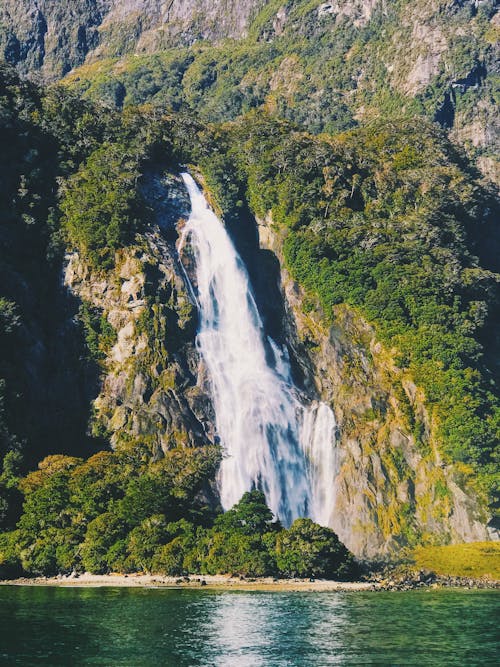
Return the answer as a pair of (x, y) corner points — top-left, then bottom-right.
(0, 573), (377, 591)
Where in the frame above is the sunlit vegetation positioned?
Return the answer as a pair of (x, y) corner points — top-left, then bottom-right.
(62, 0), (498, 170)
(196, 112), (500, 501)
(413, 542), (500, 580)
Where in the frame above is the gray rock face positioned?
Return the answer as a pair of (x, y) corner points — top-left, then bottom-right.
(256, 213), (493, 558)
(0, 0), (265, 79)
(0, 0), (111, 78)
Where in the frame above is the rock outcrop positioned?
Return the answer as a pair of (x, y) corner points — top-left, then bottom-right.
(65, 171), (215, 457)
(0, 0), (111, 79)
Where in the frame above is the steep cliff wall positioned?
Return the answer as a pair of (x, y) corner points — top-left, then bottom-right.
(64, 171), (215, 457)
(0, 0), (111, 79)
(0, 0), (265, 79)
(257, 214), (493, 558)
(97, 0), (267, 56)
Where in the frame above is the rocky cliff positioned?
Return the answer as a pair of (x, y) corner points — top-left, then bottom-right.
(79, 168), (496, 557)
(0, 0), (265, 79)
(256, 214), (495, 558)
(65, 171), (215, 457)
(2, 144), (495, 558)
(56, 159), (497, 557)
(0, 0), (110, 79)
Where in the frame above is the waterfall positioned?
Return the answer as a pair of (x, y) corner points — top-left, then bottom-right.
(300, 402), (339, 528)
(179, 173), (339, 527)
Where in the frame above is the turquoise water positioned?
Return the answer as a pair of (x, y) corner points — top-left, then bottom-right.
(0, 587), (498, 666)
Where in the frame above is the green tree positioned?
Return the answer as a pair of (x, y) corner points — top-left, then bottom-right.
(60, 143), (144, 269)
(199, 491), (280, 576)
(201, 530), (277, 577)
(151, 520), (197, 576)
(69, 451), (126, 522)
(214, 489), (277, 536)
(127, 514), (170, 572)
(18, 455), (82, 533)
(80, 511), (129, 573)
(275, 518), (357, 579)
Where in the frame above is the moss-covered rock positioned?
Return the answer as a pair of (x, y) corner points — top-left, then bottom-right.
(65, 171), (216, 457)
(256, 211), (494, 558)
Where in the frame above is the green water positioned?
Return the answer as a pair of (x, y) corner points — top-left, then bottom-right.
(0, 587), (498, 666)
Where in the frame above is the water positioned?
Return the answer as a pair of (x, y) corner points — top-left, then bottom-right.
(179, 173), (338, 527)
(0, 587), (498, 665)
(300, 402), (339, 527)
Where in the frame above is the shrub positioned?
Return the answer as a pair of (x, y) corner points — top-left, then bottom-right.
(275, 518), (357, 579)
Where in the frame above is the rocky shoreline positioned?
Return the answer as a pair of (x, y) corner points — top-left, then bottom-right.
(0, 573), (373, 592)
(369, 570), (499, 592)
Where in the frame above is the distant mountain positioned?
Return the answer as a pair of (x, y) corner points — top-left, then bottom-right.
(0, 0), (266, 78)
(1, 1), (498, 185)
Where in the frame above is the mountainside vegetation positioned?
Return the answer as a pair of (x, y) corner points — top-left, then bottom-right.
(1, 2), (497, 185)
(56, 0), (499, 185)
(412, 541), (500, 579)
(194, 112), (500, 502)
(0, 64), (169, 529)
(0, 64), (358, 576)
(0, 448), (356, 580)
(0, 2), (499, 575)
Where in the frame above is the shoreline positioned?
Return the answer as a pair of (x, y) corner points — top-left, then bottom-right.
(0, 573), (376, 592)
(1, 572), (498, 591)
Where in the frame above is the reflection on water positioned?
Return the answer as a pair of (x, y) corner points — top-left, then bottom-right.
(0, 587), (498, 666)
(208, 594), (274, 666)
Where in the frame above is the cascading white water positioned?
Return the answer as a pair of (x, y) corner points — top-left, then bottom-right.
(300, 402), (339, 528)
(179, 173), (339, 527)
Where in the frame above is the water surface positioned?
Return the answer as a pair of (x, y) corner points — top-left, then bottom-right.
(0, 587), (498, 665)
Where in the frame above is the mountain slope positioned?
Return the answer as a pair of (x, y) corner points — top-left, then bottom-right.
(2, 2), (498, 184)
(0, 0), (266, 78)
(191, 111), (500, 551)
(54, 0), (500, 187)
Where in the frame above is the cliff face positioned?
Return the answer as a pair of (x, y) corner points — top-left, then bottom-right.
(2, 58), (495, 559)
(0, 0), (265, 79)
(64, 172), (215, 457)
(60, 168), (496, 557)
(97, 0), (267, 55)
(0, 0), (111, 79)
(3, 149), (494, 557)
(257, 215), (493, 558)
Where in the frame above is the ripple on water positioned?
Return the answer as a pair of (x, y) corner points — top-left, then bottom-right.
(0, 587), (498, 666)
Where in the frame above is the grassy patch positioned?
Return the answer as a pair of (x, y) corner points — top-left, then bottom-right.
(413, 542), (500, 580)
